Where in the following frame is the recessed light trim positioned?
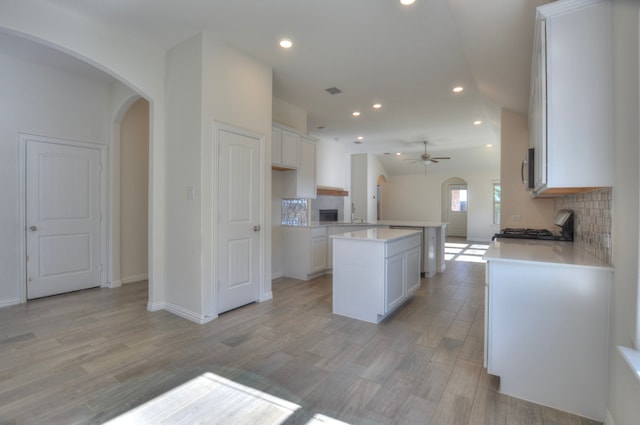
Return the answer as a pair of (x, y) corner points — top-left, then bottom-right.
(279, 39), (293, 49)
(452, 86), (464, 93)
(372, 103), (382, 109)
(400, 0), (416, 5)
(357, 136), (364, 140)
(395, 152), (402, 156)
(473, 120), (482, 125)
(352, 111), (361, 117)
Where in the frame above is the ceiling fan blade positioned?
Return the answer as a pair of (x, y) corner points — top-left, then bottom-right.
(430, 159), (439, 163)
(430, 157), (451, 160)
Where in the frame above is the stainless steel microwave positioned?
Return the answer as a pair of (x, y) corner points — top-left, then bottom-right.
(521, 148), (535, 190)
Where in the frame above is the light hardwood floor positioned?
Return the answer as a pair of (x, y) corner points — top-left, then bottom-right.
(0, 244), (601, 425)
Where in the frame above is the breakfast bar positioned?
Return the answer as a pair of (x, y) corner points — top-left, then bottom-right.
(331, 228), (421, 324)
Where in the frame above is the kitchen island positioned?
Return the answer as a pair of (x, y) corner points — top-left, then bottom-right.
(377, 220), (447, 276)
(484, 239), (612, 421)
(331, 228), (421, 324)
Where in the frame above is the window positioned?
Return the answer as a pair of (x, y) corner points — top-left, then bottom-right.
(450, 186), (467, 212)
(493, 182), (501, 225)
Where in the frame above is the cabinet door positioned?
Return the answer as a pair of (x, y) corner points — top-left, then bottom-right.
(311, 236), (327, 273)
(297, 137), (316, 198)
(271, 127), (282, 166)
(385, 254), (405, 314)
(405, 247), (421, 294)
(281, 130), (299, 168)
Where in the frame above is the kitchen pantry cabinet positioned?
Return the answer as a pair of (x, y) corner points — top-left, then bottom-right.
(282, 226), (327, 280)
(529, 0), (612, 195)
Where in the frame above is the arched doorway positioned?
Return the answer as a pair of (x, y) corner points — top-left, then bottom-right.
(442, 177), (468, 238)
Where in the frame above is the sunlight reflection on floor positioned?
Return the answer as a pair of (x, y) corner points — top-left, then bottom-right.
(104, 372), (350, 425)
(445, 240), (489, 263)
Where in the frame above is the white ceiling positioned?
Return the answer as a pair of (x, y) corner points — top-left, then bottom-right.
(1, 0), (551, 176)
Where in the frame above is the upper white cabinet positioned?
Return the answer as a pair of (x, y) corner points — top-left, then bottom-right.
(274, 124), (317, 199)
(529, 0), (612, 195)
(272, 125), (299, 168)
(296, 136), (317, 198)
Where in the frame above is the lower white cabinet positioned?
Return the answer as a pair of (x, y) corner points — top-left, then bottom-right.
(282, 226), (327, 280)
(332, 229), (421, 323)
(485, 258), (612, 421)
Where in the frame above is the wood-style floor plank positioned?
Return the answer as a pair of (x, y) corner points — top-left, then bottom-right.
(0, 240), (603, 424)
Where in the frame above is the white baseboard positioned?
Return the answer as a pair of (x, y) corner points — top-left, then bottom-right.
(271, 271), (283, 280)
(261, 291), (273, 302)
(147, 302), (164, 312)
(163, 302), (216, 324)
(604, 409), (616, 425)
(0, 297), (20, 308)
(121, 274), (148, 285)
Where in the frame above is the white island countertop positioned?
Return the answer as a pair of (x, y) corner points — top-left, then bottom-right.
(484, 239), (612, 270)
(376, 220), (447, 228)
(331, 228), (421, 242)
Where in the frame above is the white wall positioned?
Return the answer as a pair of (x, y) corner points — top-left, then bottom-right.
(273, 97), (307, 134)
(0, 0), (168, 309)
(608, 2), (640, 424)
(120, 98), (149, 284)
(316, 138), (348, 189)
(0, 50), (111, 306)
(164, 34), (204, 318)
(381, 169), (499, 242)
(500, 109), (555, 229)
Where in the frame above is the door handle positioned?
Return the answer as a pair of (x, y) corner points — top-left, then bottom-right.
(29, 226), (37, 232)
(253, 225), (261, 232)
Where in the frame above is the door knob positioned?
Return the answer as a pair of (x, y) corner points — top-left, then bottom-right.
(253, 225), (261, 232)
(29, 226), (37, 232)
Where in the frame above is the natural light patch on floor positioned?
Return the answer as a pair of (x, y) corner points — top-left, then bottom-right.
(104, 372), (350, 425)
(445, 241), (489, 263)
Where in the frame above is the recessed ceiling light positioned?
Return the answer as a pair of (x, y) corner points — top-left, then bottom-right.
(372, 103), (382, 109)
(400, 0), (416, 5)
(357, 136), (364, 140)
(452, 86), (464, 93)
(352, 111), (361, 117)
(396, 152), (402, 156)
(486, 144), (493, 148)
(279, 39), (293, 49)
(474, 120), (482, 125)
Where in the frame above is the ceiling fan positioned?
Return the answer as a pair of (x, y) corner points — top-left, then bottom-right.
(405, 141), (451, 165)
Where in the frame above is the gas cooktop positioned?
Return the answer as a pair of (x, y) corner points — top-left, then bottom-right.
(494, 228), (568, 241)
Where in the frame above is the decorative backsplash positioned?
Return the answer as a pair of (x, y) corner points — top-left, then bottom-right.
(556, 188), (612, 264)
(281, 198), (309, 226)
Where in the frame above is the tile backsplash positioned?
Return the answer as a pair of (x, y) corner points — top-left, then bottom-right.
(556, 188), (612, 264)
(311, 195), (345, 222)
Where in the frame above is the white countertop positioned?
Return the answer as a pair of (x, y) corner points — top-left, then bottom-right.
(330, 228), (421, 242)
(377, 220), (447, 228)
(484, 239), (612, 270)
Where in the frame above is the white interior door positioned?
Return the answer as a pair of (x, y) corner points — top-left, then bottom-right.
(446, 184), (468, 237)
(26, 139), (102, 299)
(217, 128), (261, 313)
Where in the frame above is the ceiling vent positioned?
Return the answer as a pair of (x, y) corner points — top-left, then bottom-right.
(325, 87), (342, 95)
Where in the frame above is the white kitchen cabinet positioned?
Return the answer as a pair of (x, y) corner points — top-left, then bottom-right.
(271, 125), (299, 168)
(282, 226), (327, 280)
(529, 0), (612, 195)
(332, 228), (421, 323)
(310, 228), (327, 273)
(296, 136), (316, 198)
(484, 239), (612, 421)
